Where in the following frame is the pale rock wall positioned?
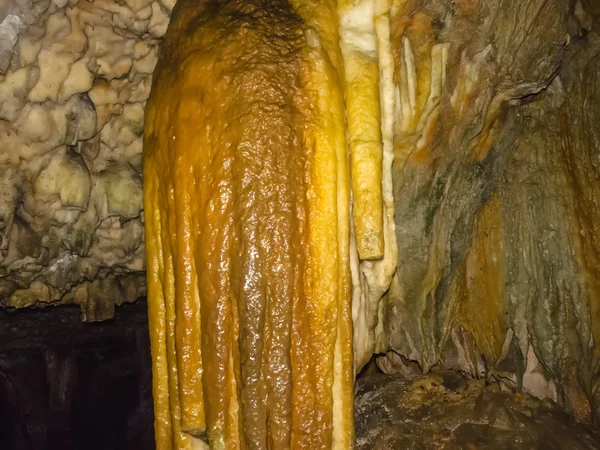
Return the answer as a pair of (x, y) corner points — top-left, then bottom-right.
(0, 0), (171, 320)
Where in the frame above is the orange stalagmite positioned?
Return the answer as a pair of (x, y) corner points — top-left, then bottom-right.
(143, 0), (354, 448)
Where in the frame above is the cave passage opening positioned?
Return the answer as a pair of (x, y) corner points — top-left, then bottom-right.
(0, 301), (154, 450)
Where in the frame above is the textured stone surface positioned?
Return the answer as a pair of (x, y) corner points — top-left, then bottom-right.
(0, 0), (171, 319)
(143, 1), (355, 447)
(2, 0), (600, 438)
(379, 0), (600, 429)
(355, 371), (600, 449)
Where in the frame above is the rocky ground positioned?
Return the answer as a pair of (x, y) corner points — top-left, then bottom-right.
(355, 369), (600, 450)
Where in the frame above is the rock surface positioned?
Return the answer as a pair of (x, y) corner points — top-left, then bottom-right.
(379, 0), (600, 428)
(0, 300), (154, 449)
(1, 0), (600, 437)
(0, 0), (172, 320)
(355, 371), (600, 449)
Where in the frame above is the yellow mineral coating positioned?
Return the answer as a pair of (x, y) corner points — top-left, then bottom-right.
(143, 166), (207, 450)
(143, 0), (354, 448)
(457, 195), (508, 363)
(289, 4), (353, 447)
(292, 3), (355, 447)
(339, 0), (385, 260)
(349, 0), (399, 372)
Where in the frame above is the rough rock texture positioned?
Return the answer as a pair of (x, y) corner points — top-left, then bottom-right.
(355, 371), (600, 449)
(380, 0), (600, 429)
(2, 0), (600, 439)
(143, 0), (355, 448)
(0, 0), (172, 319)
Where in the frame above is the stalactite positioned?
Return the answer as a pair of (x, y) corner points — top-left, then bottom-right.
(143, 0), (360, 447)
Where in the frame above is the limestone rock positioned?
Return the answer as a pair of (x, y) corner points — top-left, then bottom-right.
(0, 0), (168, 320)
(0, 0), (599, 437)
(379, 0), (600, 429)
(355, 371), (600, 449)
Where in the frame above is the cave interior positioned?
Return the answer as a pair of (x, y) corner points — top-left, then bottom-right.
(1, 0), (600, 448)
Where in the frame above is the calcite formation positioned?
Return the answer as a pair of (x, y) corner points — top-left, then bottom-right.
(0, 0), (171, 319)
(144, 0), (600, 446)
(2, 0), (600, 447)
(143, 0), (356, 448)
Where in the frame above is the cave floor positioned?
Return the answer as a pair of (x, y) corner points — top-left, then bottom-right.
(355, 370), (600, 450)
(1, 302), (599, 449)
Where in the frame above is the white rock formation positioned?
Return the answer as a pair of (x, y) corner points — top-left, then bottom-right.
(0, 0), (172, 320)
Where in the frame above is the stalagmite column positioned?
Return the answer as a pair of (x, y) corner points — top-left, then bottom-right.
(143, 0), (357, 448)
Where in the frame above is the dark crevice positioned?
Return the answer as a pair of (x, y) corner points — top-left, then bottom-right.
(0, 300), (154, 450)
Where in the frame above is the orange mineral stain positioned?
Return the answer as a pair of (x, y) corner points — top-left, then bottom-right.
(143, 0), (353, 448)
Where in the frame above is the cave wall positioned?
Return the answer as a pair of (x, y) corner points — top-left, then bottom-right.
(379, 0), (600, 425)
(0, 300), (154, 450)
(0, 0), (171, 320)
